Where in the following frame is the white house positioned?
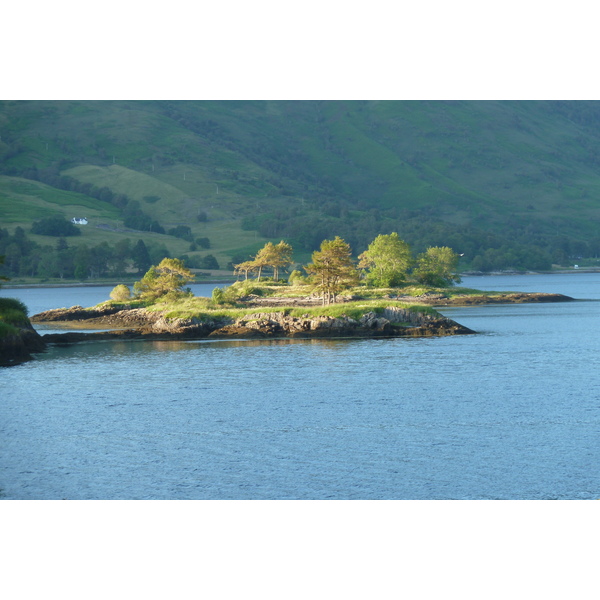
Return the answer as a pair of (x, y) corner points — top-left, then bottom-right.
(71, 217), (88, 225)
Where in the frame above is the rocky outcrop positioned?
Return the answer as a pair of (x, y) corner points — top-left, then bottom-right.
(31, 305), (124, 322)
(221, 309), (471, 339)
(210, 309), (474, 338)
(0, 323), (47, 366)
(32, 305), (474, 344)
(393, 292), (574, 305)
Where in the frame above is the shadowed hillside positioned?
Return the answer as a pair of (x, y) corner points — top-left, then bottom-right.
(2, 100), (600, 281)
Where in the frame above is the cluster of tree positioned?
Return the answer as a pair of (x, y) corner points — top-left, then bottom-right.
(109, 258), (195, 304)
(233, 233), (461, 305)
(0, 255), (8, 285)
(168, 225), (194, 242)
(122, 201), (165, 233)
(234, 241), (293, 281)
(131, 258), (194, 302)
(177, 253), (219, 270)
(0, 228), (215, 280)
(241, 204), (600, 272)
(31, 216), (82, 237)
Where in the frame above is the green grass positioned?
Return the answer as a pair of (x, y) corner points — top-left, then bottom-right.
(0, 307), (30, 327)
(0, 321), (20, 338)
(0, 296), (30, 338)
(286, 301), (440, 320)
(0, 169), (259, 268)
(0, 176), (122, 223)
(138, 293), (444, 323)
(0, 297), (28, 316)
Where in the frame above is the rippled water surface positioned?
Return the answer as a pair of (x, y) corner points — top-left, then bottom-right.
(2, 275), (599, 499)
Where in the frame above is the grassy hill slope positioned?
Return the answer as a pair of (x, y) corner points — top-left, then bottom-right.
(2, 100), (600, 280)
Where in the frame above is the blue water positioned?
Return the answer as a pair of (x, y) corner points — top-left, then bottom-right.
(1, 274), (599, 499)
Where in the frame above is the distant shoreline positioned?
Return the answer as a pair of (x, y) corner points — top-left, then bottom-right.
(2, 279), (236, 289)
(461, 269), (600, 276)
(3, 269), (600, 290)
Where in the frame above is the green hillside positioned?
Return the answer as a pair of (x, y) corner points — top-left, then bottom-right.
(2, 100), (600, 282)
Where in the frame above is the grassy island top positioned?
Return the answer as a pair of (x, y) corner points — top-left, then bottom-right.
(93, 277), (548, 326)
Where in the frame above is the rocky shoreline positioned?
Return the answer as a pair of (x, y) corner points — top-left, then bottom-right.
(9, 291), (573, 356)
(31, 303), (476, 345)
(0, 323), (47, 366)
(392, 291), (574, 305)
(243, 291), (574, 308)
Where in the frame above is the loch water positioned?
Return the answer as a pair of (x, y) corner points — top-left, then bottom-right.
(1, 274), (599, 500)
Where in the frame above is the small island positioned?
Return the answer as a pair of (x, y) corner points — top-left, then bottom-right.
(3, 236), (575, 363)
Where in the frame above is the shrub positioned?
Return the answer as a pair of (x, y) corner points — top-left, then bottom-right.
(211, 287), (225, 304)
(218, 280), (264, 304)
(288, 270), (307, 285)
(110, 284), (132, 302)
(0, 297), (28, 316)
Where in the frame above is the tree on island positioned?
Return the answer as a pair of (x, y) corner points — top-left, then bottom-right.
(262, 240), (293, 281)
(358, 232), (412, 287)
(413, 246), (462, 287)
(304, 236), (359, 305)
(133, 258), (194, 301)
(233, 259), (258, 281)
(234, 240), (294, 281)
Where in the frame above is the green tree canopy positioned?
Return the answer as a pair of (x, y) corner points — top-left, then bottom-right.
(133, 258), (194, 301)
(358, 232), (412, 287)
(413, 246), (462, 287)
(252, 242), (275, 281)
(233, 260), (258, 280)
(304, 236), (359, 305)
(0, 255), (9, 284)
(264, 240), (293, 281)
(31, 216), (81, 237)
(131, 239), (152, 273)
(234, 240), (294, 281)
